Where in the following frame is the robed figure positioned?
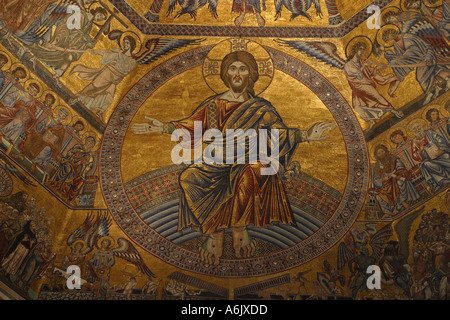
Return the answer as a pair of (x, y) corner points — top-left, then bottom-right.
(132, 51), (334, 265)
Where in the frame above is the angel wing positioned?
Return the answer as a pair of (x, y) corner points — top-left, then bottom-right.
(112, 238), (156, 278)
(167, 0), (178, 16)
(294, 269), (312, 280)
(337, 234), (357, 271)
(368, 223), (393, 262)
(207, 0), (219, 19)
(34, 0), (77, 38)
(394, 206), (425, 261)
(0, 154), (35, 186)
(274, 39), (346, 69)
(135, 38), (205, 65)
(66, 212), (112, 253)
(404, 18), (450, 56)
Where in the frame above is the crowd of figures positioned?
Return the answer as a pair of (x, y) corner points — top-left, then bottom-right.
(0, 53), (99, 207)
(0, 205), (159, 300)
(276, 0), (450, 131)
(0, 0), (134, 121)
(0, 193), (447, 300)
(412, 209), (449, 299)
(0, 0), (204, 123)
(366, 103), (450, 219)
(283, 208), (449, 300)
(0, 191), (55, 294)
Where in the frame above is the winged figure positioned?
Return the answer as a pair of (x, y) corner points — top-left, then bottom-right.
(337, 223), (393, 298)
(167, 0), (219, 19)
(68, 30), (205, 120)
(134, 37), (206, 65)
(316, 260), (345, 297)
(67, 212), (156, 290)
(66, 211), (112, 254)
(1, 0), (73, 43)
(379, 10), (450, 104)
(404, 19), (450, 56)
(27, 0), (81, 44)
(275, 39), (403, 129)
(111, 238), (156, 279)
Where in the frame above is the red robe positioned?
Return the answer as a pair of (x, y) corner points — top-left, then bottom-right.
(174, 93), (299, 234)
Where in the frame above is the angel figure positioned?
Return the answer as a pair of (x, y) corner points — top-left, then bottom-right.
(292, 269), (311, 298)
(376, 9), (450, 105)
(87, 236), (156, 297)
(20, 5), (109, 83)
(337, 223), (393, 299)
(68, 31), (204, 121)
(275, 37), (404, 130)
(64, 212), (155, 296)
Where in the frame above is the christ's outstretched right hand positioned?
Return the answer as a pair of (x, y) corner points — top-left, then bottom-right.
(131, 116), (164, 134)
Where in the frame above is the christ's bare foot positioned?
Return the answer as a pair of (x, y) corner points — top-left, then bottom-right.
(199, 232), (224, 266)
(232, 227), (256, 258)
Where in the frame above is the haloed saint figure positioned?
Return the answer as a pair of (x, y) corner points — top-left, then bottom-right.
(132, 51), (334, 265)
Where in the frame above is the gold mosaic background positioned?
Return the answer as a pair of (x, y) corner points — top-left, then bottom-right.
(0, 0), (448, 301)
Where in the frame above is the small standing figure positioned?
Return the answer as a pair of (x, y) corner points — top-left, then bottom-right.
(233, 0), (266, 27)
(142, 277), (160, 297)
(122, 277), (137, 300)
(409, 120), (450, 192)
(89, 237), (115, 297)
(292, 269), (311, 299)
(370, 144), (420, 217)
(48, 136), (96, 202)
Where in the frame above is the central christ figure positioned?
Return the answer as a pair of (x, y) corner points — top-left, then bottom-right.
(132, 51), (334, 265)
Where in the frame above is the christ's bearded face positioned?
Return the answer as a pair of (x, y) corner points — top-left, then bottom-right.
(227, 61), (250, 93)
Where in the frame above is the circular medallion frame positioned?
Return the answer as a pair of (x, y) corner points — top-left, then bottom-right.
(99, 42), (369, 277)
